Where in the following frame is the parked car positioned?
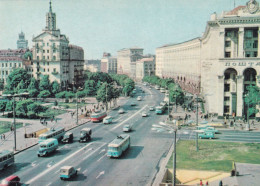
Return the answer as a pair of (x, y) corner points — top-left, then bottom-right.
(198, 132), (214, 139)
(118, 108), (125, 114)
(79, 128), (92, 142)
(137, 96), (142, 101)
(62, 132), (73, 143)
(0, 175), (20, 186)
(123, 125), (131, 132)
(142, 112), (148, 117)
(149, 106), (154, 111)
(60, 166), (78, 180)
(103, 116), (113, 124)
(131, 102), (136, 106)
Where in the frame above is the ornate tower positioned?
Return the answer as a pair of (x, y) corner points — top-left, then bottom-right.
(17, 31), (28, 49)
(45, 0), (56, 31)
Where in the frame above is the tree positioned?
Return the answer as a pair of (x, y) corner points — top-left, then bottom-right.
(39, 75), (51, 91)
(15, 99), (34, 117)
(5, 68), (30, 93)
(245, 85), (260, 118)
(28, 78), (38, 90)
(0, 100), (7, 116)
(51, 81), (60, 95)
(28, 89), (39, 98)
(38, 90), (51, 101)
(122, 78), (135, 96)
(27, 102), (47, 116)
(0, 79), (4, 91)
(84, 80), (96, 96)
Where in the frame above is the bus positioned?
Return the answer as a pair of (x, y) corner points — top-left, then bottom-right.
(37, 138), (59, 157)
(0, 150), (14, 170)
(38, 127), (65, 143)
(107, 134), (130, 158)
(90, 111), (107, 122)
(155, 102), (167, 114)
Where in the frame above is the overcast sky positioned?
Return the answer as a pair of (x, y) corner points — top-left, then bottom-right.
(0, 0), (248, 59)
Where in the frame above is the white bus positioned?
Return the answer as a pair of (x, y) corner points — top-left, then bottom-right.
(38, 127), (65, 143)
(37, 138), (59, 157)
(0, 150), (14, 170)
(107, 134), (130, 158)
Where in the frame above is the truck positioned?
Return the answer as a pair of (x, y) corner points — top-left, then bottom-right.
(79, 128), (92, 142)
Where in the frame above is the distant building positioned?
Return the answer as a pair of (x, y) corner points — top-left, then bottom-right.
(101, 52), (117, 74)
(156, 0), (260, 118)
(31, 1), (84, 89)
(84, 59), (101, 72)
(136, 57), (156, 81)
(117, 47), (143, 77)
(17, 32), (28, 49)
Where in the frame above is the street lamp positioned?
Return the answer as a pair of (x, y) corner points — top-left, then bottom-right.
(152, 122), (178, 186)
(76, 87), (83, 125)
(244, 93), (250, 130)
(2, 92), (29, 151)
(196, 94), (199, 152)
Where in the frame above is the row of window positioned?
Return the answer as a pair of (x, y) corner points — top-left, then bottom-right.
(0, 71), (8, 75)
(36, 56), (56, 60)
(225, 51), (258, 58)
(1, 62), (21, 68)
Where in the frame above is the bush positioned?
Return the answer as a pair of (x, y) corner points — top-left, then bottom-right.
(28, 111), (37, 119)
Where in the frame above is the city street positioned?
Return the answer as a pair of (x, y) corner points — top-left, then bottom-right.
(0, 85), (175, 186)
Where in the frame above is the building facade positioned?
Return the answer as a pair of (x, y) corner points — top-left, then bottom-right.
(136, 57), (156, 81)
(32, 2), (84, 89)
(17, 32), (28, 49)
(101, 53), (117, 74)
(84, 60), (101, 72)
(156, 0), (260, 118)
(117, 47), (143, 77)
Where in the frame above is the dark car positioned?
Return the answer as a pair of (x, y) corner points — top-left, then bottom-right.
(62, 132), (73, 143)
(79, 128), (92, 142)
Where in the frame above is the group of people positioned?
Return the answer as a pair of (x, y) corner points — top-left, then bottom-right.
(200, 180), (223, 186)
(0, 134), (5, 140)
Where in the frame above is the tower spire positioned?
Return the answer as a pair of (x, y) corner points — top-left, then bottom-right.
(49, 0), (52, 12)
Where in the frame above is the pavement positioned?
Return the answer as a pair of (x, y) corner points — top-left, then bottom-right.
(0, 97), (127, 152)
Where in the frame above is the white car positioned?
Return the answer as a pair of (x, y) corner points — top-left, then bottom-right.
(137, 96), (142, 101)
(118, 108), (125, 114)
(149, 107), (154, 111)
(142, 112), (148, 117)
(123, 125), (131, 132)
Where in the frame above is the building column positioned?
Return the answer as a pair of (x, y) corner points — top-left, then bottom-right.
(217, 75), (224, 117)
(236, 75), (244, 117)
(256, 75), (260, 118)
(258, 27), (260, 57)
(238, 27), (244, 58)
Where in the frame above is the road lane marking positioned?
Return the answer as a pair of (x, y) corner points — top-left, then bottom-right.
(82, 144), (107, 161)
(97, 154), (106, 162)
(111, 105), (148, 131)
(99, 149), (106, 154)
(83, 169), (88, 174)
(96, 171), (105, 179)
(25, 142), (99, 184)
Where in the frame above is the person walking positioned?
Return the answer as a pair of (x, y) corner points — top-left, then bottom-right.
(219, 180), (223, 186)
(206, 181), (209, 186)
(200, 179), (203, 186)
(3, 134), (5, 140)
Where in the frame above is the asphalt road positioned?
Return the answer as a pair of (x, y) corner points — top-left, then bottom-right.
(0, 84), (175, 186)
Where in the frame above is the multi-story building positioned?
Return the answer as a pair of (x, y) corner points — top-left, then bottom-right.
(0, 49), (27, 84)
(32, 1), (84, 89)
(136, 57), (156, 81)
(117, 47), (143, 77)
(156, 0), (260, 119)
(17, 32), (28, 49)
(101, 53), (117, 74)
(84, 60), (101, 72)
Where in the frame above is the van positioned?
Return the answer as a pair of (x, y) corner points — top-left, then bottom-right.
(60, 166), (77, 180)
(1, 175), (20, 186)
(37, 138), (58, 157)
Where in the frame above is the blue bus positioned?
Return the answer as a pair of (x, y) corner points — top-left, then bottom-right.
(155, 102), (167, 114)
(0, 150), (14, 170)
(107, 134), (130, 158)
(38, 127), (65, 143)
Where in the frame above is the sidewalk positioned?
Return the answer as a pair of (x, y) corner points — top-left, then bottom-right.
(0, 97), (128, 153)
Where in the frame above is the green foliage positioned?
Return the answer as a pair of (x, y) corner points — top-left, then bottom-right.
(38, 90), (51, 99)
(77, 90), (87, 98)
(122, 78), (135, 96)
(5, 100), (13, 112)
(65, 91), (75, 99)
(27, 102), (47, 115)
(0, 80), (4, 90)
(5, 68), (30, 93)
(28, 78), (38, 90)
(245, 85), (260, 117)
(96, 83), (107, 103)
(16, 79), (26, 91)
(39, 75), (51, 91)
(0, 100), (7, 114)
(55, 91), (67, 99)
(28, 89), (39, 98)
(15, 99), (34, 116)
(84, 80), (96, 96)
(51, 81), (60, 95)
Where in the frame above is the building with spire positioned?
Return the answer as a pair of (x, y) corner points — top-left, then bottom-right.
(32, 1), (84, 89)
(156, 0), (260, 119)
(17, 31), (28, 49)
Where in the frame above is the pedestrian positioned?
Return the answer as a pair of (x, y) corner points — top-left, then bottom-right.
(0, 134), (2, 140)
(55, 118), (57, 123)
(3, 134), (5, 140)
(200, 179), (203, 186)
(252, 120), (255, 126)
(219, 180), (223, 186)
(206, 181), (209, 186)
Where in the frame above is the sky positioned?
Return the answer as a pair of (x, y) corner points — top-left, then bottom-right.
(0, 0), (249, 59)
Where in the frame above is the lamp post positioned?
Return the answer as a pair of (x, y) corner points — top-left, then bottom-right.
(2, 92), (29, 151)
(244, 93), (250, 131)
(76, 87), (83, 125)
(196, 94), (199, 151)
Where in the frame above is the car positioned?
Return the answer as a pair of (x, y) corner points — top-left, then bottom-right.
(118, 108), (125, 114)
(203, 127), (219, 134)
(123, 125), (131, 132)
(137, 96), (142, 101)
(149, 106), (154, 111)
(1, 175), (20, 186)
(130, 102), (136, 106)
(103, 116), (113, 124)
(142, 112), (148, 117)
(62, 132), (73, 143)
(198, 132), (214, 139)
(79, 128), (92, 142)
(60, 166), (78, 180)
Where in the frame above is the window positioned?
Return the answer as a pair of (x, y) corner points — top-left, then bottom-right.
(47, 43), (49, 46)
(53, 68), (56, 72)
(245, 52), (251, 57)
(253, 30), (258, 37)
(254, 52), (258, 57)
(225, 31), (232, 37)
(44, 68), (45, 72)
(224, 84), (230, 92)
(53, 49), (56, 53)
(37, 49), (39, 53)
(43, 56), (45, 60)
(53, 56), (56, 60)
(225, 52), (231, 58)
(47, 56), (49, 59)
(47, 50), (49, 53)
(19, 63), (21, 67)
(224, 97), (230, 101)
(224, 105), (230, 113)
(6, 71), (8, 75)
(9, 63), (12, 67)
(253, 40), (258, 48)
(245, 30), (253, 38)
(47, 62), (49, 65)
(43, 50), (45, 53)
(225, 41), (231, 47)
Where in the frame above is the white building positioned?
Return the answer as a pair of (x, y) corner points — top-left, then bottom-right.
(156, 0), (260, 119)
(32, 1), (84, 89)
(135, 57), (155, 81)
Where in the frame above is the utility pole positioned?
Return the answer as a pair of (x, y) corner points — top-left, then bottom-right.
(196, 94), (199, 151)
(76, 92), (78, 125)
(13, 96), (16, 151)
(173, 128), (177, 186)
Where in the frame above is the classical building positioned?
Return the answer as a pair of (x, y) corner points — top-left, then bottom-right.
(136, 57), (156, 81)
(17, 32), (28, 49)
(101, 52), (117, 74)
(117, 47), (143, 77)
(32, 1), (84, 89)
(156, 0), (260, 118)
(0, 49), (27, 84)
